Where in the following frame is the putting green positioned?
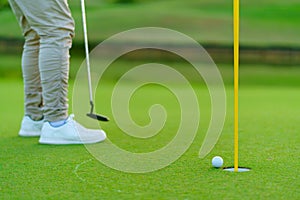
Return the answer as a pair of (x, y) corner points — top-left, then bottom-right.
(0, 64), (299, 198)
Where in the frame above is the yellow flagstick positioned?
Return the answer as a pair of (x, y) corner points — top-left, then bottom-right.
(233, 0), (239, 172)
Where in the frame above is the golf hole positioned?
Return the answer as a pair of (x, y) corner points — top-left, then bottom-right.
(222, 167), (251, 172)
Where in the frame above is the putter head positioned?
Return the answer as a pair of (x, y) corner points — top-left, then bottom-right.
(87, 113), (109, 122)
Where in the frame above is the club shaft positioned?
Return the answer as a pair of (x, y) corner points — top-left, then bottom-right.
(81, 0), (93, 103)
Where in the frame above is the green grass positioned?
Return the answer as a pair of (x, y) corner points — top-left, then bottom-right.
(0, 61), (300, 199)
(0, 0), (299, 46)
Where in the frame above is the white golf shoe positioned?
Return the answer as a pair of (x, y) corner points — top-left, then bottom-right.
(39, 114), (106, 145)
(19, 116), (44, 137)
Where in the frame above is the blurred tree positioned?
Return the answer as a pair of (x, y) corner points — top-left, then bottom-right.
(116, 0), (136, 3)
(0, 0), (9, 9)
(106, 0), (137, 4)
(105, 0), (160, 4)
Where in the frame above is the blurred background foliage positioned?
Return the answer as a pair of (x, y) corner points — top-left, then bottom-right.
(0, 0), (8, 9)
(0, 0), (299, 79)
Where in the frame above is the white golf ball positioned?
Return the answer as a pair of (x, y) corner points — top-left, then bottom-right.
(212, 156), (223, 168)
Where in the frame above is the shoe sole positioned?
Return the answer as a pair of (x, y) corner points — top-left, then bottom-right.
(19, 130), (41, 137)
(39, 136), (106, 145)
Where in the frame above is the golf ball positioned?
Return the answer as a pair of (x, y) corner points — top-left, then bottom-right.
(212, 156), (223, 168)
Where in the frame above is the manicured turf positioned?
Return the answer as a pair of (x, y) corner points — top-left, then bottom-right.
(0, 63), (299, 199)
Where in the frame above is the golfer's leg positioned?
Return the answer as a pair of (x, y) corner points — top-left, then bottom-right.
(9, 0), (43, 121)
(10, 0), (74, 122)
(39, 35), (72, 122)
(23, 30), (43, 121)
(37, 1), (74, 122)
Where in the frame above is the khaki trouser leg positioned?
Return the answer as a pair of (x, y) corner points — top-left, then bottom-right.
(8, 0), (74, 122)
(9, 0), (43, 121)
(38, 36), (71, 122)
(22, 31), (44, 121)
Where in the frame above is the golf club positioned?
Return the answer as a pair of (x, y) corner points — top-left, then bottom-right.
(81, 0), (109, 122)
